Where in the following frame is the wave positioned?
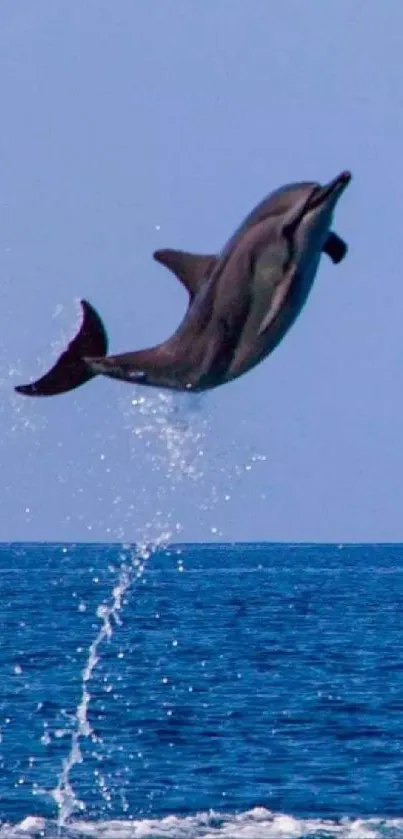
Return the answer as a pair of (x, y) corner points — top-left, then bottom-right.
(2, 807), (403, 838)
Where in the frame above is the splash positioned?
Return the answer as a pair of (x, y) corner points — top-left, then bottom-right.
(120, 388), (267, 540)
(48, 387), (267, 826)
(51, 389), (209, 826)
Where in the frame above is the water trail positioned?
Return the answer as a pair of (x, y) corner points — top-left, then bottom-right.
(51, 387), (267, 826)
(52, 530), (176, 826)
(52, 548), (139, 824)
(51, 390), (201, 826)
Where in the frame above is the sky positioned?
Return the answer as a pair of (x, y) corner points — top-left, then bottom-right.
(0, 0), (402, 543)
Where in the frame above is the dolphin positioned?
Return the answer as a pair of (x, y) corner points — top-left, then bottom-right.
(15, 170), (351, 398)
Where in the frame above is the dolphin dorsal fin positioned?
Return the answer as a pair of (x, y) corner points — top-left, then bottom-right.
(153, 248), (216, 299)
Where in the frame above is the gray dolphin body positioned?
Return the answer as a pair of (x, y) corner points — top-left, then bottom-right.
(15, 171), (351, 398)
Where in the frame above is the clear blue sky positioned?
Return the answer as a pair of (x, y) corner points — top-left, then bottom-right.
(0, 1), (402, 543)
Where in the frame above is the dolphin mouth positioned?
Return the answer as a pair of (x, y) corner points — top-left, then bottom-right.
(308, 171), (352, 210)
(284, 171), (351, 237)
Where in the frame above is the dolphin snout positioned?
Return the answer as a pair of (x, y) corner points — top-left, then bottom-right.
(322, 170), (352, 200)
(337, 170), (352, 186)
(306, 170), (352, 214)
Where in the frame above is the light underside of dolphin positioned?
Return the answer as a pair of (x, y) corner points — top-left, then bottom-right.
(15, 171), (351, 398)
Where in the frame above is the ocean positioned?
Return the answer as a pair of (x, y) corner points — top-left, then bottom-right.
(0, 541), (402, 838)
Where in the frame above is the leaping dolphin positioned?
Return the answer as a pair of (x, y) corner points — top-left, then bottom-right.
(15, 171), (351, 398)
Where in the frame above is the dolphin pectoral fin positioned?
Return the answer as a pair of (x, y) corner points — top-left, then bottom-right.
(323, 232), (348, 264)
(153, 249), (217, 299)
(15, 299), (108, 397)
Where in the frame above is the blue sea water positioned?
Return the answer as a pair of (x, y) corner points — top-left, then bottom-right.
(0, 541), (403, 838)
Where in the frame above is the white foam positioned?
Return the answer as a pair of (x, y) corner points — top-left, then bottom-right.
(2, 809), (403, 839)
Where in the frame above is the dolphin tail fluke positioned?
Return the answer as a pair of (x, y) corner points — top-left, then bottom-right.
(15, 299), (108, 397)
